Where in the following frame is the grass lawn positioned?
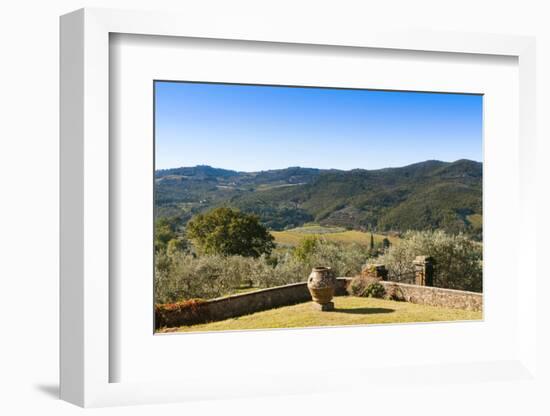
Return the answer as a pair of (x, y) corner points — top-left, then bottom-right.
(271, 225), (400, 247)
(159, 296), (482, 333)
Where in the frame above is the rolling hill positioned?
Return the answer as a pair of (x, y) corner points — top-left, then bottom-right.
(155, 160), (482, 239)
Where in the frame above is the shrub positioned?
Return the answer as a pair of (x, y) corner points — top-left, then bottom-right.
(155, 217), (188, 254)
(348, 275), (383, 297)
(364, 282), (386, 298)
(167, 238), (188, 255)
(155, 239), (371, 303)
(155, 299), (210, 329)
(293, 236), (319, 261)
(154, 252), (245, 303)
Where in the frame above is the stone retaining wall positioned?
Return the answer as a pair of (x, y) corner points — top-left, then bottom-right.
(155, 278), (482, 329)
(156, 279), (349, 329)
(378, 280), (483, 312)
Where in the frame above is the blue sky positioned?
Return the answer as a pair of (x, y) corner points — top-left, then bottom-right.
(155, 81), (482, 171)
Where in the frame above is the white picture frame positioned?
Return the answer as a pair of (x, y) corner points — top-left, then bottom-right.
(60, 7), (539, 408)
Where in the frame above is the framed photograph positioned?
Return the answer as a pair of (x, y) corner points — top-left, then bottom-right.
(60, 8), (538, 408)
(152, 80), (484, 334)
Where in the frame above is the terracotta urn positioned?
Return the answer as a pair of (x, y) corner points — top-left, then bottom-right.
(307, 267), (336, 311)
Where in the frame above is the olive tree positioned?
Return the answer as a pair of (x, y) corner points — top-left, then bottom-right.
(377, 230), (482, 292)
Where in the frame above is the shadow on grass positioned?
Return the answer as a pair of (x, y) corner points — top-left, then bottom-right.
(335, 307), (395, 315)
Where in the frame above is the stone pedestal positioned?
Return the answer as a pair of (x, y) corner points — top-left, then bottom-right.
(312, 301), (334, 311)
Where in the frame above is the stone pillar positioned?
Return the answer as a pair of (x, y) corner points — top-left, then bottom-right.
(361, 263), (388, 281)
(413, 256), (434, 286)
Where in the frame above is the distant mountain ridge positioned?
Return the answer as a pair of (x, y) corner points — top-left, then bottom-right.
(155, 160), (482, 239)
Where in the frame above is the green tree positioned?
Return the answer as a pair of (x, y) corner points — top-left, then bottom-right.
(167, 238), (188, 255)
(155, 217), (177, 252)
(186, 207), (275, 257)
(378, 230), (482, 292)
(293, 236), (319, 261)
(155, 217), (187, 253)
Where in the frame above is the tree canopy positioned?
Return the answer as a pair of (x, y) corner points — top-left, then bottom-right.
(155, 217), (187, 253)
(186, 207), (275, 257)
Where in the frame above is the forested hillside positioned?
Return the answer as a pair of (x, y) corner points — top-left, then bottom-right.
(155, 159), (482, 239)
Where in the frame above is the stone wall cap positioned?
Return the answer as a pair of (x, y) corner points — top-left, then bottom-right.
(207, 278), (351, 304)
(378, 280), (482, 296)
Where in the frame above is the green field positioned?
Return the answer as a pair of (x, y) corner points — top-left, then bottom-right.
(466, 213), (483, 230)
(271, 224), (399, 247)
(159, 296), (481, 333)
